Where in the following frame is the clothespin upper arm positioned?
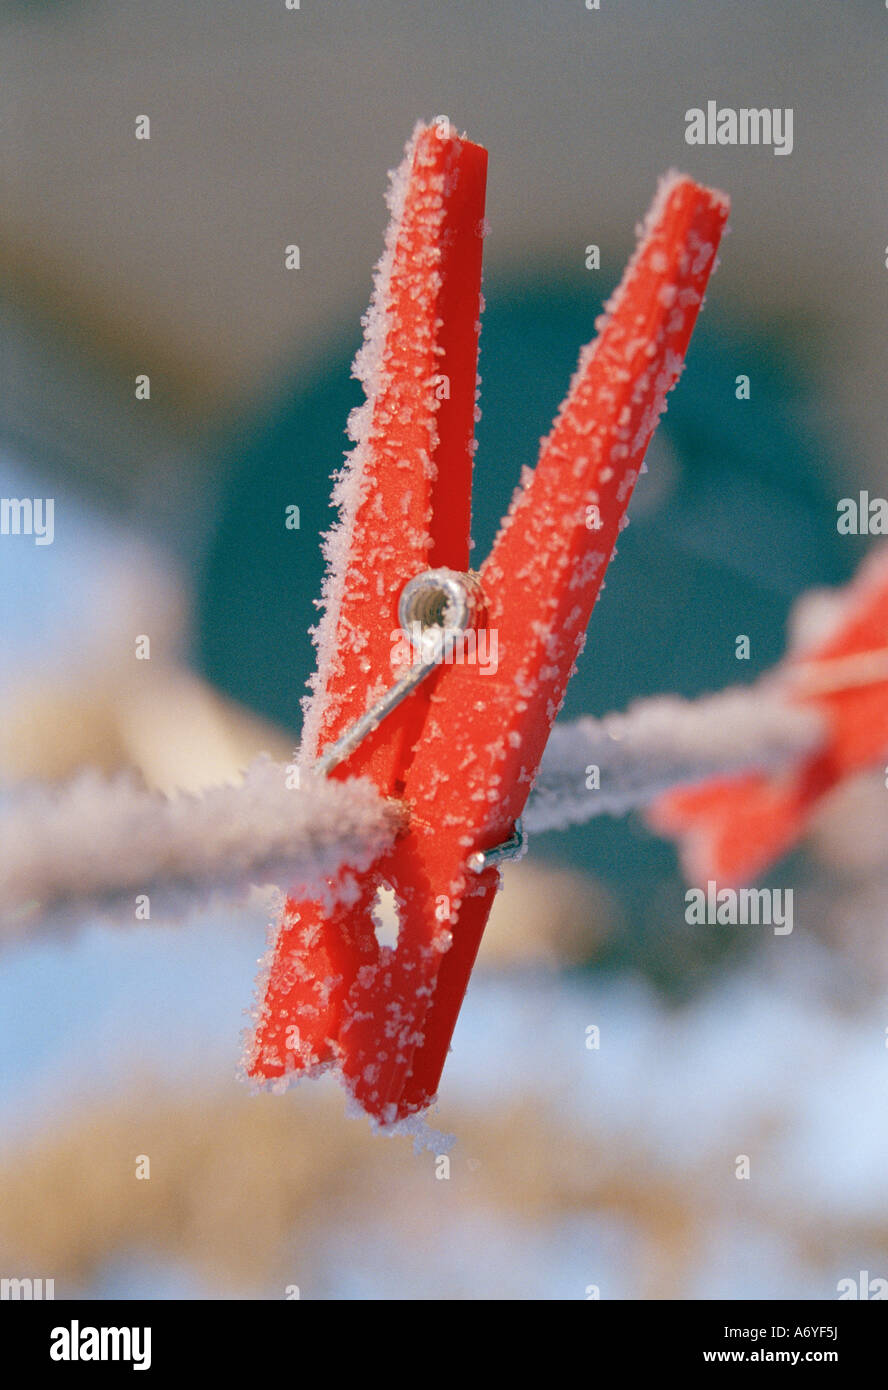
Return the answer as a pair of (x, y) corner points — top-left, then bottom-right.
(410, 175), (730, 845)
(301, 122), (488, 789)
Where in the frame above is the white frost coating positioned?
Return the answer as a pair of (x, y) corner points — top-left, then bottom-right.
(0, 686), (824, 932)
(300, 123), (425, 763)
(526, 687), (824, 832)
(344, 1091), (456, 1150)
(0, 759), (398, 930)
(558, 170), (729, 413)
(787, 544), (888, 657)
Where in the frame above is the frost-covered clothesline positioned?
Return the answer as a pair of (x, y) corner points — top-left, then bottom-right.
(0, 759), (398, 931)
(0, 687), (822, 931)
(528, 685), (821, 831)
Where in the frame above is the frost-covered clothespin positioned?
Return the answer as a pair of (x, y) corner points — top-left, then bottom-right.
(243, 119), (729, 1124)
(649, 546), (888, 884)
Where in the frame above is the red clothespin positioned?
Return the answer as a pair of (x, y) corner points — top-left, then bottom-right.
(649, 545), (888, 885)
(243, 120), (729, 1124)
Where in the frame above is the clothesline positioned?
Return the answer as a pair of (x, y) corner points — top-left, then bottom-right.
(0, 758), (398, 934)
(0, 684), (822, 932)
(528, 685), (821, 829)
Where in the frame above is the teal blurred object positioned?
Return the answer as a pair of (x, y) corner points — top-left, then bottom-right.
(195, 268), (860, 995)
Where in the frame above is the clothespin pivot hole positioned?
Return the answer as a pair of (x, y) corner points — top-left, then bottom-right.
(316, 568), (481, 775)
(398, 567), (482, 661)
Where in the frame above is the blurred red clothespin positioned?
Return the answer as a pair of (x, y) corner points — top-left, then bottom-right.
(649, 546), (888, 885)
(243, 119), (729, 1124)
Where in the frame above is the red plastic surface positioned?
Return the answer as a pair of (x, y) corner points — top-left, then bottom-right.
(246, 130), (729, 1122)
(650, 549), (888, 884)
(245, 125), (488, 1105)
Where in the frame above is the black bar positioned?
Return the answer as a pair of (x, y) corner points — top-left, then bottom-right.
(2, 1298), (884, 1373)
